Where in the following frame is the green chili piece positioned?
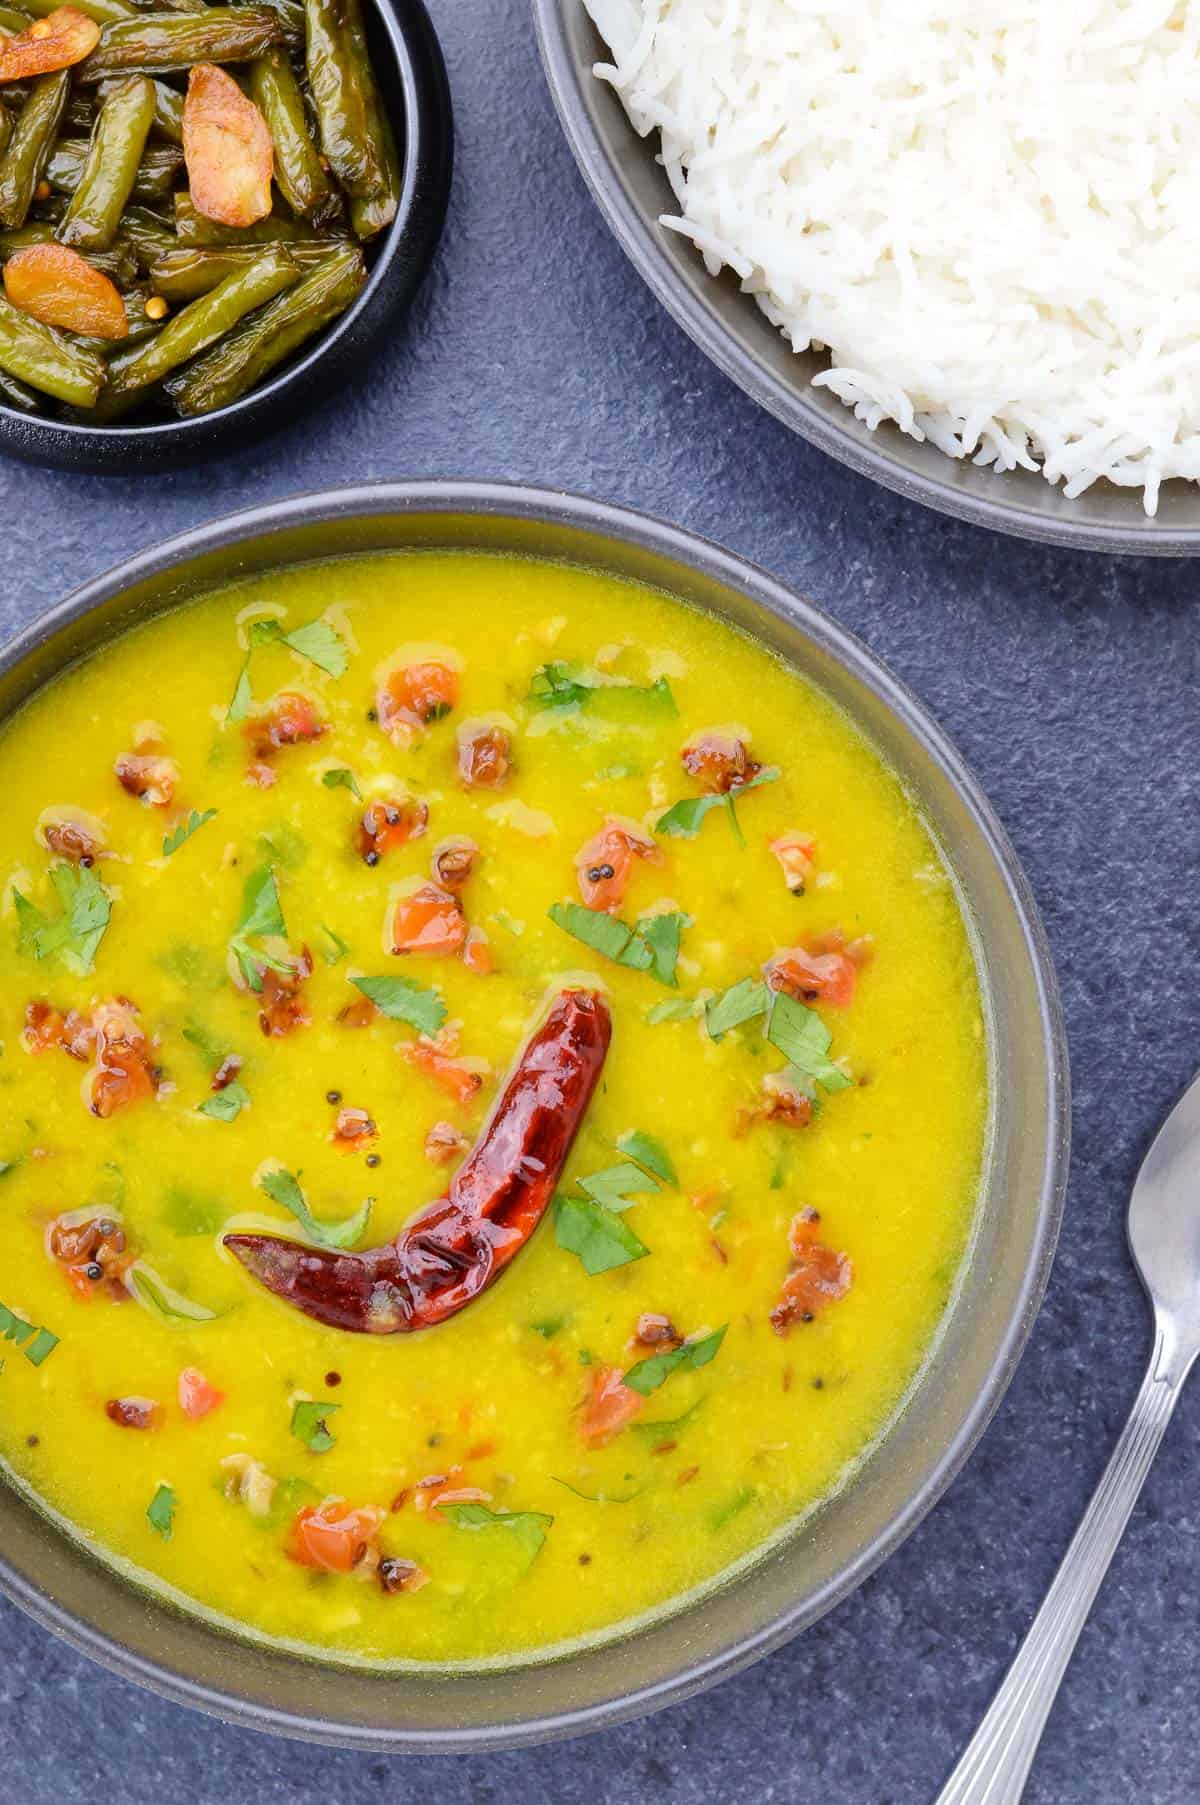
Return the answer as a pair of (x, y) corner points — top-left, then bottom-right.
(248, 46), (334, 222)
(79, 8), (282, 81)
(343, 0), (398, 240)
(100, 243), (300, 401)
(148, 236), (347, 299)
(165, 242), (364, 415)
(46, 136), (182, 205)
(0, 71), (68, 230)
(0, 293), (103, 404)
(304, 0), (380, 198)
(116, 200), (173, 263)
(58, 75), (156, 251)
(0, 363), (40, 409)
(22, 0), (135, 24)
(173, 187), (315, 245)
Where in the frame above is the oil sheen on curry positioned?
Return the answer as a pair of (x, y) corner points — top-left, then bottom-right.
(0, 552), (986, 1665)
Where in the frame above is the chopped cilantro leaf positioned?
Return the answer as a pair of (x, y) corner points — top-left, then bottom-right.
(623, 1325), (727, 1396)
(15, 863), (111, 976)
(147, 1483), (176, 1540)
(438, 1500), (553, 1561)
(656, 767), (780, 843)
(577, 1162), (658, 1210)
(547, 902), (686, 987)
(318, 924), (350, 965)
(765, 992), (852, 1093)
(351, 974), (446, 1037)
(281, 619), (348, 678)
(163, 808), (218, 858)
(226, 656), (253, 725)
(552, 1475), (645, 1503)
(705, 978), (770, 1040)
(710, 1485), (756, 1531)
(24, 1326), (57, 1366)
(291, 1399), (340, 1453)
(629, 1400), (702, 1440)
(321, 767), (361, 801)
(235, 864), (286, 940)
(526, 662), (600, 710)
(0, 1300), (58, 1366)
(555, 1193), (649, 1274)
(617, 1130), (677, 1187)
(127, 1261), (217, 1323)
(646, 996), (699, 1025)
(530, 1315), (567, 1339)
(258, 1166), (371, 1250)
(198, 1080), (250, 1122)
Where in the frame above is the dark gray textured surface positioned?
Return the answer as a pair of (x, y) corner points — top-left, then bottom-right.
(0, 2), (1196, 1800)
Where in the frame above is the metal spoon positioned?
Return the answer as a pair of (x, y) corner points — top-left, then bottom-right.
(936, 1070), (1200, 1805)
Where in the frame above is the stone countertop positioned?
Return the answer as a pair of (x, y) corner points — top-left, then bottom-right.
(0, 2), (1197, 1800)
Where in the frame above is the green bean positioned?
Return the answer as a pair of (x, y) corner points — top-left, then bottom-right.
(47, 134), (182, 204)
(0, 71), (67, 230)
(0, 362), (39, 408)
(173, 187), (314, 244)
(116, 198), (171, 262)
(58, 74), (155, 251)
(0, 101), (11, 163)
(0, 291), (103, 404)
(63, 90), (96, 132)
(248, 46), (333, 222)
(148, 235), (346, 298)
(99, 75), (184, 144)
(165, 243), (363, 415)
(304, 0), (379, 199)
(0, 218), (137, 281)
(239, 0), (302, 47)
(23, 0), (136, 26)
(79, 8), (282, 80)
(99, 242), (299, 403)
(343, 0), (398, 240)
(0, 5), (33, 34)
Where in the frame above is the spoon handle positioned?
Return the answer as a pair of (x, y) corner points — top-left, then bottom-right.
(935, 1334), (1183, 1805)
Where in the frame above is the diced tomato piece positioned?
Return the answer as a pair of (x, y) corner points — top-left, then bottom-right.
(244, 692), (325, 762)
(765, 944), (858, 1008)
(115, 752), (179, 808)
(105, 1396), (159, 1430)
(423, 1481), (492, 1515)
(377, 659), (459, 742)
(401, 1033), (486, 1105)
(355, 796), (428, 865)
(681, 730), (762, 794)
(212, 1053), (243, 1090)
(770, 1207), (852, 1334)
(47, 1210), (130, 1299)
(331, 1105), (378, 1151)
(378, 1557), (428, 1594)
(580, 1364), (644, 1446)
(290, 1502), (385, 1574)
(178, 1365), (225, 1420)
(337, 993), (377, 1029)
(574, 817), (658, 913)
(736, 1074), (815, 1136)
(431, 835), (478, 892)
(632, 1312), (682, 1351)
(457, 720), (511, 789)
(388, 883), (467, 956)
(461, 925), (492, 975)
(23, 999), (93, 1059)
(424, 1119), (468, 1165)
(38, 809), (107, 865)
(259, 947), (312, 1038)
(87, 998), (158, 1118)
(769, 831), (815, 895)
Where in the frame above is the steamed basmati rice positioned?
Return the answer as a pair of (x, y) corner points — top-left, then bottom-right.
(584, 0), (1200, 513)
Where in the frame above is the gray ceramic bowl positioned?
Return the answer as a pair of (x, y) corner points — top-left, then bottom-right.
(0, 481), (1069, 1749)
(532, 0), (1200, 555)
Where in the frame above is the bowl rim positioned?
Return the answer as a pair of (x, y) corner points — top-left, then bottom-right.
(0, 479), (1071, 1748)
(0, 0), (452, 457)
(530, 0), (1200, 556)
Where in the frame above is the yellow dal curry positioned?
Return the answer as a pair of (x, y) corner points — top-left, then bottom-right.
(0, 551), (987, 1665)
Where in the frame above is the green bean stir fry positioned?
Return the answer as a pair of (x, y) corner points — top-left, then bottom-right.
(0, 0), (390, 419)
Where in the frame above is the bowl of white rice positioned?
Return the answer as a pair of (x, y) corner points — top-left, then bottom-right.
(533, 0), (1200, 552)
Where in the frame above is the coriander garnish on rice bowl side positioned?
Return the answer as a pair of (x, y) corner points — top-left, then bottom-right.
(585, 0), (1200, 515)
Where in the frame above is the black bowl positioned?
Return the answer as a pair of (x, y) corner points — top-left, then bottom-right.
(0, 0), (452, 475)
